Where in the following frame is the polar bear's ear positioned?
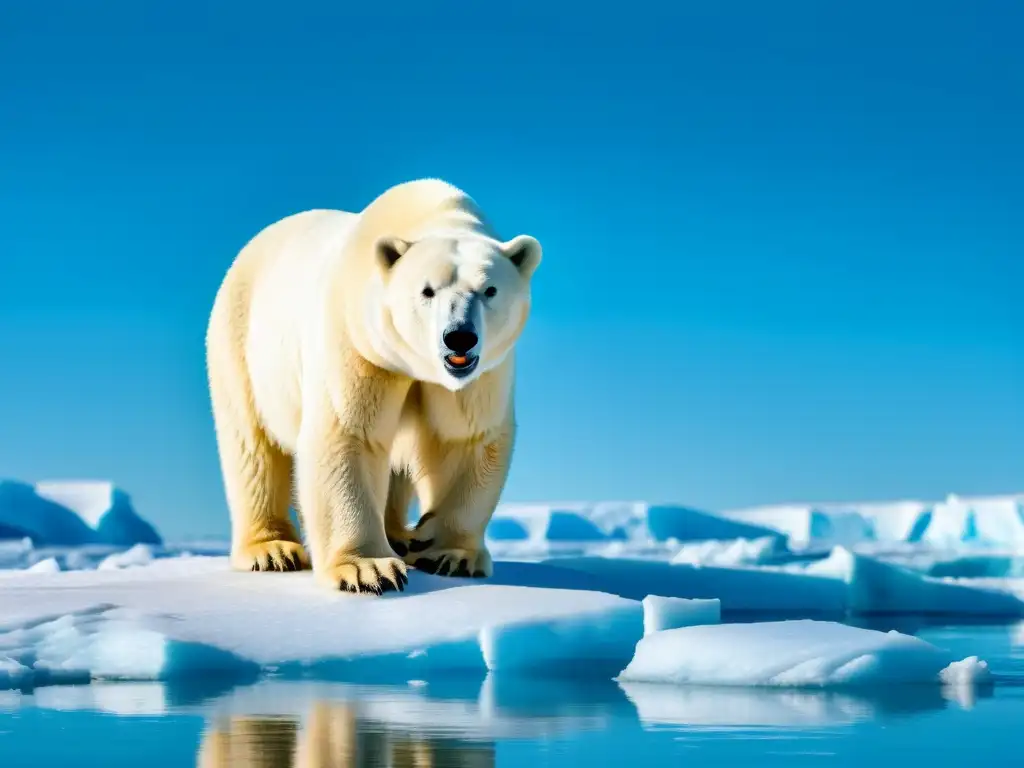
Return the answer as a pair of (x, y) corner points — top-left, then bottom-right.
(501, 234), (542, 280)
(375, 236), (412, 273)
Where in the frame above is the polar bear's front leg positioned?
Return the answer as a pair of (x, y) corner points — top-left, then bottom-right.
(296, 405), (409, 594)
(405, 427), (514, 578)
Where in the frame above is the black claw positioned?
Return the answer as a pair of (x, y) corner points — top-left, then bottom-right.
(409, 538), (434, 553)
(389, 538), (408, 557)
(344, 581), (359, 593)
(452, 560), (471, 578)
(414, 558), (439, 574)
(415, 512), (436, 530)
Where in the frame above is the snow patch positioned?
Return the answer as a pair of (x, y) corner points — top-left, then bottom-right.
(670, 536), (782, 566)
(97, 544), (155, 571)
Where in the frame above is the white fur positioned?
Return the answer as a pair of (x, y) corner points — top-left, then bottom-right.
(205, 179), (541, 591)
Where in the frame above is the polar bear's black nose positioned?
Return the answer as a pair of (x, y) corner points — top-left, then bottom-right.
(443, 329), (478, 355)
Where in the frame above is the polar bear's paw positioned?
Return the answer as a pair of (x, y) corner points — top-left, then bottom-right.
(233, 540), (310, 572)
(404, 512), (492, 578)
(410, 547), (492, 579)
(317, 556), (409, 595)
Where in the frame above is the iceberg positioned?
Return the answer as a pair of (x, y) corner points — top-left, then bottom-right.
(0, 480), (161, 548)
(719, 493), (1024, 551)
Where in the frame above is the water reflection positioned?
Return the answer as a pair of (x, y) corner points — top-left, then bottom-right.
(185, 668), (986, 767)
(620, 680), (966, 728)
(197, 702), (495, 768)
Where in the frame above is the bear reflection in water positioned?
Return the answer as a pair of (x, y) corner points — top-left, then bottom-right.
(196, 702), (494, 768)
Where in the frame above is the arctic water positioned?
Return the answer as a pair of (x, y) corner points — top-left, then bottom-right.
(4, 620), (1024, 767)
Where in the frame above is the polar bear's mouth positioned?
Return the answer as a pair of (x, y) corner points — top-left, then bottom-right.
(443, 354), (479, 377)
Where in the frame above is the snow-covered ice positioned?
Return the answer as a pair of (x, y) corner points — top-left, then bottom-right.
(1, 482), (1019, 698)
(0, 557), (647, 688)
(617, 620), (993, 689)
(0, 556), (996, 695)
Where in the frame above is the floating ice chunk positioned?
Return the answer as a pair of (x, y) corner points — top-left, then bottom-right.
(939, 656), (992, 687)
(938, 656), (995, 709)
(479, 599), (643, 673)
(642, 596), (720, 635)
(806, 547), (1024, 616)
(0, 562), (649, 688)
(617, 620), (987, 689)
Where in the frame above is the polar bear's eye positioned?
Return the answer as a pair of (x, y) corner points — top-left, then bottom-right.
(484, 286), (497, 298)
(421, 286), (435, 299)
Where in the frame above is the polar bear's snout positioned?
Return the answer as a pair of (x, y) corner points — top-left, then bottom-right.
(441, 322), (480, 377)
(439, 292), (482, 379)
(443, 327), (478, 355)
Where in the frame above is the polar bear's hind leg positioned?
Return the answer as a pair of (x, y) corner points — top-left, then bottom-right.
(384, 470), (415, 557)
(207, 288), (309, 573)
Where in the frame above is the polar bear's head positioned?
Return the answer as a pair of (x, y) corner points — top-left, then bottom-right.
(372, 232), (542, 390)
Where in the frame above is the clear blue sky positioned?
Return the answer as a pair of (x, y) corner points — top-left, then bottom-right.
(1, 1), (1020, 540)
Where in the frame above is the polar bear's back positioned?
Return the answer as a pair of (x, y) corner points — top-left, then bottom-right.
(207, 208), (361, 451)
(238, 208), (360, 299)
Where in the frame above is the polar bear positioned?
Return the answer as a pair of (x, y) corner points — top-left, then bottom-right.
(205, 179), (541, 594)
